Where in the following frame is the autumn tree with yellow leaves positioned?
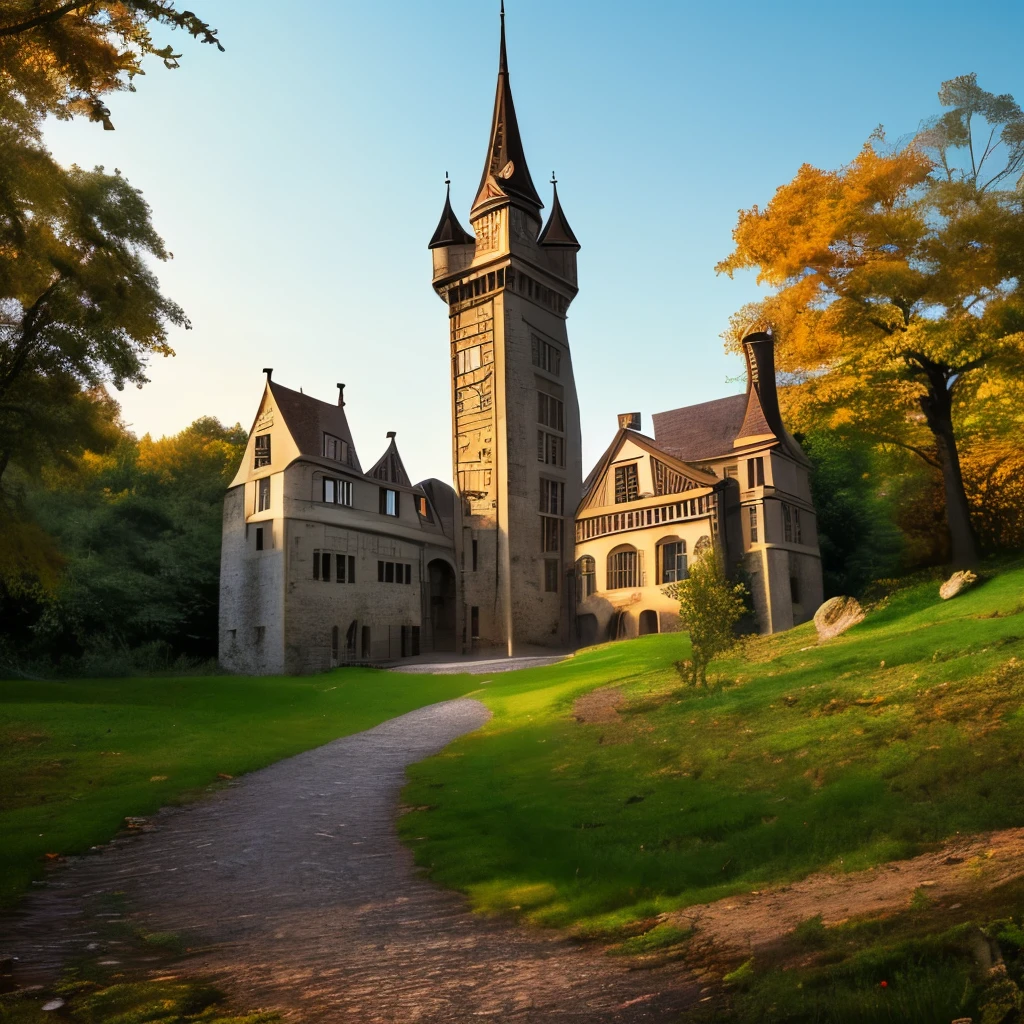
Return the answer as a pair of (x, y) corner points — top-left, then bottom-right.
(718, 75), (1024, 568)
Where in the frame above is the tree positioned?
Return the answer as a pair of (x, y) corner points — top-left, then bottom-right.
(0, 1), (222, 129)
(717, 75), (1024, 568)
(664, 548), (746, 687)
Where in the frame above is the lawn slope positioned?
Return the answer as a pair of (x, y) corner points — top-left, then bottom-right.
(400, 564), (1024, 936)
(0, 669), (479, 907)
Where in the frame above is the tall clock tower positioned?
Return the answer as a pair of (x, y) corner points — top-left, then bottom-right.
(428, 4), (582, 654)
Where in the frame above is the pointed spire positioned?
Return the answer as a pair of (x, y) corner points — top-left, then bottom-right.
(471, 2), (543, 218)
(538, 173), (580, 249)
(428, 173), (474, 249)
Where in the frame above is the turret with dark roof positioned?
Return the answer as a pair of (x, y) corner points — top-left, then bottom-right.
(428, 178), (475, 250)
(538, 176), (580, 250)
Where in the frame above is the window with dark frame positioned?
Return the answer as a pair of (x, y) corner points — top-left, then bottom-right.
(543, 558), (559, 593)
(539, 479), (564, 515)
(790, 575), (802, 604)
(614, 464), (640, 503)
(537, 392), (564, 431)
(660, 541), (687, 583)
(323, 433), (349, 464)
(783, 502), (793, 543)
(471, 606), (480, 638)
(255, 527), (264, 551)
(531, 335), (561, 376)
(607, 548), (638, 590)
(254, 434), (271, 468)
(323, 477), (353, 506)
(578, 556), (596, 601)
(376, 560), (412, 584)
(379, 488), (399, 516)
(257, 477), (271, 512)
(537, 431), (564, 466)
(540, 515), (561, 553)
(794, 507), (803, 544)
(749, 506), (759, 543)
(747, 456), (765, 488)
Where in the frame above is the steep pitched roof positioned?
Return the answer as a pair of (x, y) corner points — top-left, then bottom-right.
(579, 427), (718, 511)
(537, 179), (580, 249)
(269, 380), (362, 472)
(471, 5), (543, 218)
(367, 434), (412, 487)
(428, 181), (475, 249)
(651, 394), (749, 463)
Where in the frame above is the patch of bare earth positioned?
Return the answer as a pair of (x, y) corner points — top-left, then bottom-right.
(669, 827), (1024, 953)
(573, 687), (624, 724)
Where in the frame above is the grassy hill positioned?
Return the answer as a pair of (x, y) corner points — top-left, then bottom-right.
(399, 561), (1024, 1022)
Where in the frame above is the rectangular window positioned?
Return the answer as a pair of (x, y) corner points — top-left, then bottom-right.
(537, 431), (564, 466)
(323, 478), (353, 506)
(416, 495), (430, 518)
(348, 555), (355, 583)
(321, 552), (331, 582)
(607, 549), (638, 590)
(537, 392), (564, 431)
(336, 554), (345, 582)
(456, 345), (482, 375)
(661, 542), (687, 583)
(544, 558), (559, 593)
(255, 527), (264, 551)
(614, 464), (640, 503)
(314, 549), (320, 580)
(323, 433), (349, 463)
(471, 605), (480, 639)
(794, 507), (803, 544)
(791, 575), (802, 604)
(539, 478), (564, 515)
(385, 562), (395, 583)
(540, 515), (561, 553)
(405, 563), (412, 584)
(379, 488), (399, 516)
(257, 476), (271, 512)
(749, 506), (759, 543)
(378, 560), (385, 582)
(254, 433), (271, 469)
(471, 539), (478, 571)
(747, 456), (765, 488)
(531, 335), (561, 376)
(783, 502), (793, 543)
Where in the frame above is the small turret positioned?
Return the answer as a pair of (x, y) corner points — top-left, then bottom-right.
(538, 174), (580, 250)
(428, 175), (474, 249)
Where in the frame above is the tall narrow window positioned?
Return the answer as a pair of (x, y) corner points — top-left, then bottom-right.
(794, 507), (803, 544)
(614, 464), (640, 503)
(747, 456), (765, 488)
(660, 541), (687, 583)
(379, 488), (398, 516)
(313, 549), (320, 580)
(578, 556), (596, 601)
(254, 434), (271, 468)
(323, 478), (352, 505)
(471, 539), (478, 571)
(255, 527), (264, 551)
(323, 433), (349, 463)
(348, 555), (355, 583)
(544, 559), (559, 593)
(321, 552), (331, 582)
(783, 503), (793, 543)
(749, 506), (759, 543)
(607, 547), (639, 590)
(537, 392), (564, 431)
(540, 516), (561, 553)
(537, 431), (564, 466)
(471, 606), (480, 639)
(540, 479), (564, 515)
(336, 554), (345, 582)
(257, 477), (271, 512)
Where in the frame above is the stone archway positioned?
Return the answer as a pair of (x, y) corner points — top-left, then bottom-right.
(638, 609), (659, 635)
(427, 559), (457, 652)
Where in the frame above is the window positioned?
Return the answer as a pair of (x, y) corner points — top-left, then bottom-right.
(416, 495), (431, 519)
(537, 392), (564, 431)
(749, 506), (759, 543)
(791, 575), (802, 604)
(321, 552), (331, 581)
(379, 488), (399, 516)
(544, 558), (559, 593)
(255, 527), (264, 551)
(471, 606), (480, 639)
(323, 477), (353, 506)
(471, 539), (478, 571)
(376, 561), (412, 584)
(614, 464), (640, 503)
(254, 434), (271, 468)
(607, 547), (639, 590)
(783, 502), (793, 543)
(257, 476), (271, 512)
(254, 625), (265, 644)
(540, 515), (561, 553)
(335, 554), (356, 583)
(794, 507), (803, 544)
(323, 433), (349, 463)
(531, 335), (561, 375)
(539, 479), (565, 515)
(578, 556), (596, 601)
(660, 541), (687, 583)
(747, 456), (765, 488)
(456, 346), (482, 375)
(537, 431), (564, 466)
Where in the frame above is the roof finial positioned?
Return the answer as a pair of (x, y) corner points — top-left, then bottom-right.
(551, 170), (557, 187)
(262, 367), (273, 381)
(445, 170), (450, 187)
(499, 0), (507, 73)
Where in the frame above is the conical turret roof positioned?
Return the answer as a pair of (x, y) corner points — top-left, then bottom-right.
(537, 178), (580, 249)
(428, 179), (474, 249)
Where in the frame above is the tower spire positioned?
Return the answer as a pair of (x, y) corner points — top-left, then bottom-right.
(471, 1), (542, 218)
(428, 172), (474, 249)
(538, 172), (580, 249)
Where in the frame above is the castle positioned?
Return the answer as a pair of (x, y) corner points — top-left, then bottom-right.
(218, 8), (823, 675)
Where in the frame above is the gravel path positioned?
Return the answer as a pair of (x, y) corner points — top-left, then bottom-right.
(4, 698), (698, 1022)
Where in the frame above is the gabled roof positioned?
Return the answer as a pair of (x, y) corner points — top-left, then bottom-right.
(428, 181), (475, 249)
(269, 380), (362, 473)
(471, 6), (543, 218)
(579, 427), (718, 512)
(367, 434), (411, 487)
(537, 180), (580, 249)
(652, 394), (748, 463)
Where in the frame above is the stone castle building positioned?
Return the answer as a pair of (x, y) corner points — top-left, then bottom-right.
(218, 8), (823, 674)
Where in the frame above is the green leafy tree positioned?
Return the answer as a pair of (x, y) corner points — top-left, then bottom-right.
(663, 548), (747, 687)
(717, 74), (1024, 569)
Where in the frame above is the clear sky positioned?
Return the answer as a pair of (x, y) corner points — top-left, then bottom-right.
(42, 0), (1024, 482)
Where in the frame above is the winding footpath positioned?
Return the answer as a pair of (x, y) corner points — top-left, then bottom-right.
(3, 699), (699, 1022)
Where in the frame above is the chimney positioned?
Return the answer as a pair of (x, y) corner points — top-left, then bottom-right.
(262, 367), (273, 381)
(741, 324), (785, 439)
(386, 431), (397, 440)
(617, 412), (641, 431)
(337, 382), (345, 407)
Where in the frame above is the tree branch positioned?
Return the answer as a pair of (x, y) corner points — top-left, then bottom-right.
(0, 0), (95, 37)
(877, 436), (942, 469)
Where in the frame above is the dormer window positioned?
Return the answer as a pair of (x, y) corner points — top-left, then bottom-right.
(324, 433), (349, 463)
(254, 434), (271, 468)
(614, 463), (639, 503)
(379, 488), (399, 517)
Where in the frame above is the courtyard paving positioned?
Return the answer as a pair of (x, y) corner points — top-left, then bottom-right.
(4, 698), (699, 1022)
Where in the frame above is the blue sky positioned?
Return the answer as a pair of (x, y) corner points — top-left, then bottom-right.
(42, 0), (1024, 480)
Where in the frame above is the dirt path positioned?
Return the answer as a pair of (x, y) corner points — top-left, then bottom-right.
(2, 699), (698, 1023)
(671, 827), (1024, 953)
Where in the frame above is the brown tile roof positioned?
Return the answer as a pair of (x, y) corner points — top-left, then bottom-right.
(269, 381), (363, 474)
(652, 394), (749, 463)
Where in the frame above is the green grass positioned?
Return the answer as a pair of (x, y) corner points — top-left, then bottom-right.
(0, 668), (480, 907)
(399, 562), (1024, 937)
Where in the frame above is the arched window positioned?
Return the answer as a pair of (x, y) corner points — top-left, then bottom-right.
(606, 545), (639, 590)
(658, 538), (687, 583)
(577, 556), (596, 601)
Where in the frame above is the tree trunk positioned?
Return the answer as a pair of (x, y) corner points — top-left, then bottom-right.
(918, 372), (979, 568)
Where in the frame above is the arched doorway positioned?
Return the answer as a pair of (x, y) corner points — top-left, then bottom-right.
(638, 609), (659, 635)
(427, 559), (457, 652)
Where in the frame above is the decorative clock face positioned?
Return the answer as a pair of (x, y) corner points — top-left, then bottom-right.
(498, 160), (515, 179)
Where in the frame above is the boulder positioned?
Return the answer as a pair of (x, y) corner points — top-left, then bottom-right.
(813, 596), (865, 642)
(940, 570), (978, 600)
